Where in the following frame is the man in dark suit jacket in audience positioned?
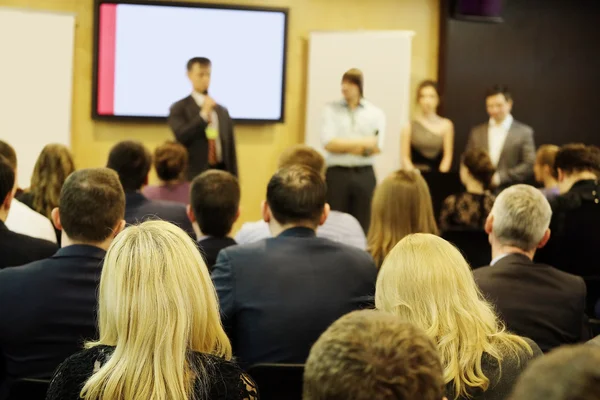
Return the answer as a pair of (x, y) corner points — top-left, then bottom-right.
(107, 140), (195, 238)
(0, 168), (126, 397)
(187, 170), (239, 272)
(0, 156), (57, 270)
(474, 184), (587, 353)
(212, 165), (377, 367)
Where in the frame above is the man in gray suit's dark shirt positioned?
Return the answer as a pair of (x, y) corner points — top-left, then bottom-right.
(467, 85), (535, 189)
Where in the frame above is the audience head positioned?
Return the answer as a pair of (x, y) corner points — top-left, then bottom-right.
(153, 141), (188, 183)
(367, 170), (438, 266)
(51, 168), (126, 248)
(509, 345), (600, 400)
(341, 68), (364, 100)
(187, 57), (212, 94)
(188, 170), (240, 238)
(487, 184), (552, 256)
(485, 84), (513, 123)
(534, 145), (559, 185)
(416, 80), (440, 114)
(0, 140), (17, 172)
(0, 156), (16, 220)
(460, 149), (495, 190)
(304, 310), (445, 400)
(30, 143), (75, 218)
(278, 145), (326, 176)
(82, 220), (232, 400)
(376, 233), (532, 399)
(106, 140), (152, 192)
(263, 165), (329, 233)
(554, 143), (600, 193)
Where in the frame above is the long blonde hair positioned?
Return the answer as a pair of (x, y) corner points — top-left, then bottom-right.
(367, 170), (439, 266)
(30, 144), (75, 218)
(375, 234), (532, 399)
(81, 221), (232, 400)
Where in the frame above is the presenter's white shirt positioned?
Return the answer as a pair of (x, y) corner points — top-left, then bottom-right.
(191, 91), (222, 162)
(6, 198), (57, 243)
(321, 99), (386, 167)
(487, 114), (513, 167)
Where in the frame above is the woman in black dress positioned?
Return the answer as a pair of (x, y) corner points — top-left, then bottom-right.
(46, 221), (258, 400)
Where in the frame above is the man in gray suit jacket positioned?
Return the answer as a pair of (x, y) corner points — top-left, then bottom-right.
(467, 85), (535, 188)
(168, 57), (238, 181)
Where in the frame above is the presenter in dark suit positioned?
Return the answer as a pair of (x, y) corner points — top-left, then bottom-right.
(168, 57), (238, 181)
(467, 85), (535, 189)
(212, 165), (377, 367)
(474, 184), (587, 353)
(0, 168), (126, 397)
(0, 156), (57, 270)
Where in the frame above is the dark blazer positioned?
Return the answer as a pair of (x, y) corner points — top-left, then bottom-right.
(168, 95), (238, 180)
(124, 192), (195, 238)
(466, 119), (535, 187)
(0, 245), (106, 397)
(198, 236), (237, 273)
(212, 227), (377, 367)
(474, 253), (587, 353)
(0, 220), (57, 270)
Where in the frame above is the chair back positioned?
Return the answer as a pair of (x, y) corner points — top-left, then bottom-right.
(7, 378), (50, 400)
(442, 229), (491, 268)
(247, 363), (304, 400)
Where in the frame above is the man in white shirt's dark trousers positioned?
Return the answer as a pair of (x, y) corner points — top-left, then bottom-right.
(466, 85), (535, 190)
(168, 57), (238, 181)
(321, 69), (386, 232)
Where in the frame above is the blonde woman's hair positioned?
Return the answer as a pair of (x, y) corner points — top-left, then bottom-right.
(30, 144), (75, 218)
(367, 170), (438, 266)
(375, 233), (533, 399)
(81, 221), (232, 400)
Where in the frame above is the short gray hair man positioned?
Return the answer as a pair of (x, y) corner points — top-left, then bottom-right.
(486, 184), (552, 254)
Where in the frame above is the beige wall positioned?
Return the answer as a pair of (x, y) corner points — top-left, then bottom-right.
(1, 0), (439, 228)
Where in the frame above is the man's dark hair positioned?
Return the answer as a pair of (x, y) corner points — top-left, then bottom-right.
(154, 141), (188, 182)
(106, 141), (151, 192)
(0, 156), (16, 204)
(554, 143), (600, 176)
(266, 165), (327, 227)
(0, 140), (17, 170)
(509, 345), (600, 400)
(187, 57), (211, 71)
(190, 170), (240, 237)
(342, 68), (364, 97)
(59, 168), (125, 242)
(485, 84), (512, 102)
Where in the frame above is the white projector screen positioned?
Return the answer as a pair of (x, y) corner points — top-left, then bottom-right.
(94, 1), (288, 122)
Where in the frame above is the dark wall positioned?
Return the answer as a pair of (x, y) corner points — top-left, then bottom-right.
(439, 0), (600, 168)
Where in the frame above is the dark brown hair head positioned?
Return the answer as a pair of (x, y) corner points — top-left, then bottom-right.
(153, 141), (188, 182)
(462, 149), (496, 188)
(342, 68), (364, 96)
(416, 80), (440, 102)
(554, 143), (600, 176)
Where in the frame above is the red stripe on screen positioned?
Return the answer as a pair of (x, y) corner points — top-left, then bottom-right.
(97, 4), (117, 115)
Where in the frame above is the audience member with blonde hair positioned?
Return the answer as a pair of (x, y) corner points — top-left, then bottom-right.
(46, 221), (257, 400)
(376, 234), (541, 400)
(304, 310), (446, 400)
(17, 143), (75, 242)
(236, 145), (366, 249)
(143, 141), (191, 204)
(533, 144), (560, 199)
(367, 170), (438, 267)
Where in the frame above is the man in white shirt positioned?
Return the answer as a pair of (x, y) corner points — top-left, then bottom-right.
(466, 85), (535, 189)
(321, 69), (386, 232)
(0, 140), (56, 243)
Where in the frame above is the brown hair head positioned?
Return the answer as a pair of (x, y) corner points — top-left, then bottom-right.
(342, 68), (364, 97)
(153, 141), (188, 182)
(461, 149), (496, 188)
(303, 310), (445, 400)
(0, 156), (15, 205)
(0, 140), (17, 170)
(367, 170), (439, 267)
(30, 144), (76, 218)
(416, 80), (440, 102)
(554, 143), (600, 177)
(278, 145), (326, 176)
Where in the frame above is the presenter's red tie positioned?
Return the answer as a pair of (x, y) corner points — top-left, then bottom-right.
(208, 139), (217, 166)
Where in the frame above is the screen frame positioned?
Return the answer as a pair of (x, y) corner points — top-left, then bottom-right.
(92, 0), (289, 124)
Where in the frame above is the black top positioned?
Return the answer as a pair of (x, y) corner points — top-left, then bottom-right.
(124, 192), (195, 238)
(212, 226), (377, 367)
(0, 245), (105, 396)
(0, 220), (57, 270)
(439, 192), (495, 232)
(46, 345), (258, 400)
(474, 253), (588, 353)
(446, 338), (542, 400)
(198, 236), (237, 272)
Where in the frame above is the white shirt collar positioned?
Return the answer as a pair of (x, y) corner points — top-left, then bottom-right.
(489, 114), (513, 131)
(490, 252), (512, 266)
(191, 91), (206, 106)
